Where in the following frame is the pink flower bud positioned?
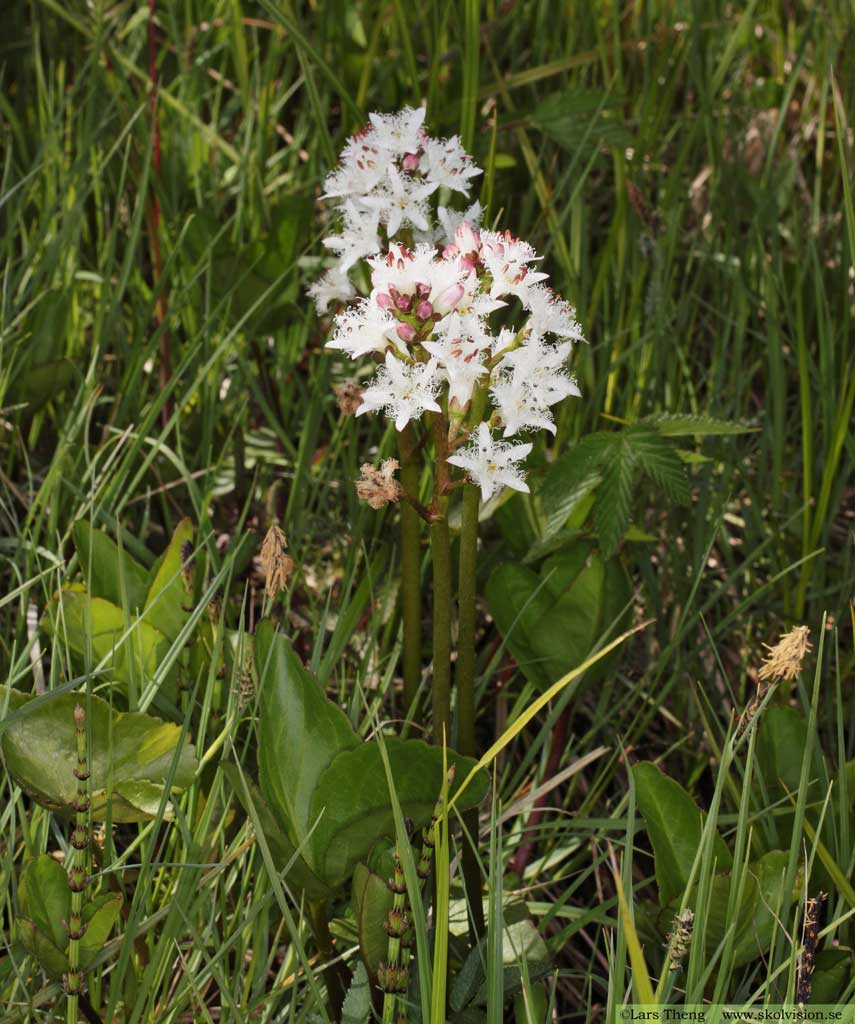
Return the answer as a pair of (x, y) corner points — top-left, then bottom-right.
(401, 152), (420, 171)
(394, 292), (413, 313)
(415, 282), (431, 300)
(396, 323), (417, 343)
(375, 292), (394, 310)
(434, 282), (465, 314)
(443, 243), (459, 259)
(416, 300), (433, 320)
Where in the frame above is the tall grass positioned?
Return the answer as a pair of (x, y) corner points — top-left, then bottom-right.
(2, 1), (854, 1020)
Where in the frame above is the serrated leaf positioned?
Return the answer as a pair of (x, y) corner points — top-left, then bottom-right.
(0, 687), (197, 821)
(537, 434), (610, 541)
(642, 413), (756, 437)
(627, 428), (691, 505)
(341, 961), (372, 1024)
(593, 436), (637, 558)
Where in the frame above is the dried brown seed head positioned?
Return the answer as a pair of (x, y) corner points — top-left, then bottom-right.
(335, 381), (363, 415)
(260, 524), (294, 600)
(758, 625), (812, 682)
(356, 459), (403, 510)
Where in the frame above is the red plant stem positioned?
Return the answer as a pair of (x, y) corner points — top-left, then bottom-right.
(509, 705), (570, 878)
(148, 0), (171, 426)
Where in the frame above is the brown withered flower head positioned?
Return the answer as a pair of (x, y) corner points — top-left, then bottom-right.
(356, 458), (403, 510)
(260, 524), (294, 600)
(758, 625), (812, 682)
(335, 380), (363, 415)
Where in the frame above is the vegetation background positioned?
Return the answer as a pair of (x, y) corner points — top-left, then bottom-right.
(1, 1), (854, 1021)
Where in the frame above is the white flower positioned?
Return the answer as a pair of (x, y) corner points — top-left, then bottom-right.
(480, 229), (549, 303)
(497, 337), (579, 406)
(489, 374), (560, 435)
(490, 336), (580, 435)
(423, 135), (482, 194)
(436, 202), (483, 246)
(361, 165), (438, 236)
(322, 202), (381, 271)
(323, 134), (388, 199)
(524, 285), (585, 343)
(327, 300), (398, 359)
(448, 422), (532, 501)
(356, 352), (442, 430)
(368, 106), (427, 157)
(308, 266), (356, 314)
(423, 314), (490, 406)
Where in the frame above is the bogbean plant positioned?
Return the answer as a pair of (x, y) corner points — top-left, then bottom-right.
(312, 106), (585, 755)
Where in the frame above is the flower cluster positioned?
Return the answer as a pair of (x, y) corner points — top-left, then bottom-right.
(314, 108), (584, 504)
(309, 106), (482, 313)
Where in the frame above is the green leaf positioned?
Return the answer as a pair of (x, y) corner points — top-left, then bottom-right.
(594, 436), (637, 558)
(705, 851), (800, 967)
(256, 622), (359, 855)
(18, 359), (77, 414)
(352, 863), (395, 977)
(627, 428), (691, 505)
(79, 892), (123, 969)
(73, 520), (150, 612)
(486, 541), (630, 692)
(18, 855), (70, 954)
(221, 764), (332, 901)
(341, 961), (372, 1024)
(310, 739), (489, 888)
(537, 435), (609, 542)
(526, 89), (634, 153)
(15, 918), (69, 978)
(0, 688), (197, 822)
(633, 762), (732, 906)
(143, 518), (194, 643)
(809, 950), (854, 1003)
(641, 413), (756, 437)
(42, 591), (172, 694)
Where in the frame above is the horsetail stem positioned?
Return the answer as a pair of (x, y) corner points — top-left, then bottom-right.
(379, 768), (453, 1023)
(64, 703), (91, 1024)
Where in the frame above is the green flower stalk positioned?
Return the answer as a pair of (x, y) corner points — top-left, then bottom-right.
(379, 775), (449, 1023)
(64, 703), (91, 1024)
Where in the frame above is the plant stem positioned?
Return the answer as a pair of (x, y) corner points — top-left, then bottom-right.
(456, 482), (484, 939)
(430, 414), (452, 746)
(380, 853), (409, 1024)
(456, 483), (479, 759)
(308, 901), (348, 1023)
(66, 704), (91, 1024)
(398, 424), (422, 717)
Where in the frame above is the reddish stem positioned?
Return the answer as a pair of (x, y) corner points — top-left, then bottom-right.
(509, 705), (570, 877)
(148, 0), (171, 427)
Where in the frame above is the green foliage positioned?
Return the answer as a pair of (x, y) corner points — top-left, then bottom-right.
(486, 540), (630, 691)
(537, 420), (748, 557)
(633, 761), (732, 906)
(16, 855), (122, 978)
(0, 688), (197, 821)
(633, 762), (803, 968)
(256, 622), (489, 889)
